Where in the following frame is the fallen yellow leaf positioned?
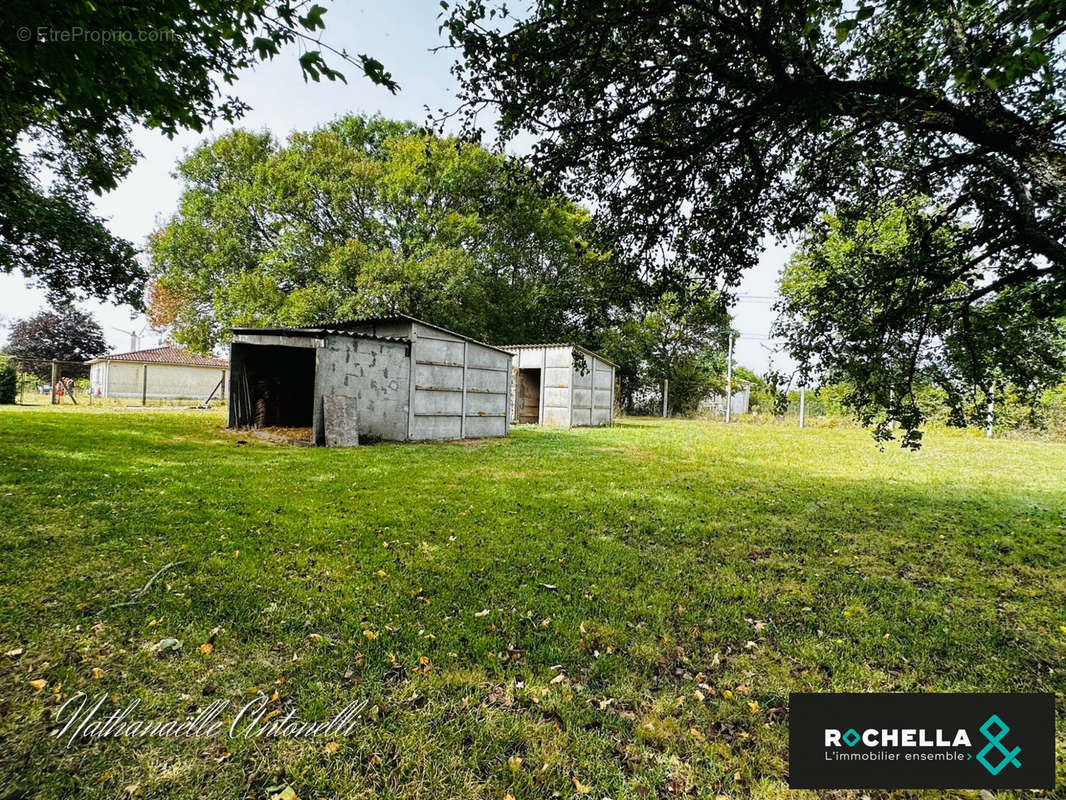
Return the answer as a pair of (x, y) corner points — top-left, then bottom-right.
(28, 679), (47, 691)
(91, 667), (106, 679)
(200, 642), (214, 655)
(572, 776), (591, 794)
(324, 741), (340, 754)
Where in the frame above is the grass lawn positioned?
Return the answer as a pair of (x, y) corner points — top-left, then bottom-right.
(0, 406), (1064, 799)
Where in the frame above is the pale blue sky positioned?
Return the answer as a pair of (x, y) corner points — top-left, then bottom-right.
(0, 1), (794, 373)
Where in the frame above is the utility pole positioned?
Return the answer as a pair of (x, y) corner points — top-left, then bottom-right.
(724, 333), (734, 423)
(50, 360), (59, 405)
(141, 365), (148, 406)
(985, 382), (995, 438)
(662, 379), (669, 418)
(799, 385), (806, 428)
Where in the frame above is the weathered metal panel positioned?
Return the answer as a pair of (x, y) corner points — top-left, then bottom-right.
(465, 367), (507, 394)
(416, 335), (465, 366)
(466, 391), (507, 416)
(570, 407), (593, 426)
(571, 362), (593, 388)
(415, 362), (463, 390)
(568, 355), (614, 427)
(544, 365), (569, 386)
(410, 415), (463, 439)
(415, 389), (463, 415)
(542, 386), (570, 409)
(463, 341), (509, 438)
(409, 333), (508, 440)
(544, 347), (573, 368)
(464, 415), (507, 437)
(411, 321), (461, 342)
(543, 407), (571, 426)
(591, 408), (612, 425)
(517, 349), (543, 369)
(466, 346), (508, 370)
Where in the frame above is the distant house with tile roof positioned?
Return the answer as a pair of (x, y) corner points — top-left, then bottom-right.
(87, 346), (228, 403)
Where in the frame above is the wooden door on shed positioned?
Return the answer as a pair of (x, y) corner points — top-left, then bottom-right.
(516, 368), (541, 423)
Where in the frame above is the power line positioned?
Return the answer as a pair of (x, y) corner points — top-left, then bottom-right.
(734, 294), (781, 302)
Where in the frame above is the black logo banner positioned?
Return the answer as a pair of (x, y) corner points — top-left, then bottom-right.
(789, 693), (1055, 789)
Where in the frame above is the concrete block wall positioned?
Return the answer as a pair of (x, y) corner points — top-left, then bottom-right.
(313, 335), (410, 444)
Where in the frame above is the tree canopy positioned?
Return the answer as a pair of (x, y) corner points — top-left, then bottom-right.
(3, 307), (108, 380)
(443, 0), (1066, 438)
(776, 197), (1066, 445)
(148, 116), (628, 352)
(598, 291), (732, 414)
(0, 0), (395, 308)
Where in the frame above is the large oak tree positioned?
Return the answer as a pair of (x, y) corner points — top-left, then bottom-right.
(443, 0), (1066, 439)
(147, 115), (628, 352)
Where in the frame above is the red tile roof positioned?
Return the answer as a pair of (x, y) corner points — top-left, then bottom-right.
(88, 346), (228, 368)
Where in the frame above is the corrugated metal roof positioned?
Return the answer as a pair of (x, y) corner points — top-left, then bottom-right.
(231, 326), (409, 344)
(499, 343), (572, 350)
(328, 314), (515, 355)
(87, 346), (228, 368)
(501, 343), (619, 368)
(232, 314), (513, 355)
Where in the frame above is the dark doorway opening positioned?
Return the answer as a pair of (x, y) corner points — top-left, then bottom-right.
(231, 344), (315, 429)
(516, 368), (541, 424)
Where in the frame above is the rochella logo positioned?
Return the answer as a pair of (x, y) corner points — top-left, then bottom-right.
(825, 727), (971, 748)
(824, 714), (1023, 776)
(976, 715), (1022, 776)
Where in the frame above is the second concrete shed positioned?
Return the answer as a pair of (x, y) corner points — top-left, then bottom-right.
(503, 344), (616, 427)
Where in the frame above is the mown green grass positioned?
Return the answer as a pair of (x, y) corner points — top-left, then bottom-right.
(0, 406), (1063, 799)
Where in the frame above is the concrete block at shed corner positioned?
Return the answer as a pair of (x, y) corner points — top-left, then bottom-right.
(323, 395), (359, 446)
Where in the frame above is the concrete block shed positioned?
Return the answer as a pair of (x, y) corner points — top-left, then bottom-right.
(228, 315), (512, 444)
(503, 344), (616, 427)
